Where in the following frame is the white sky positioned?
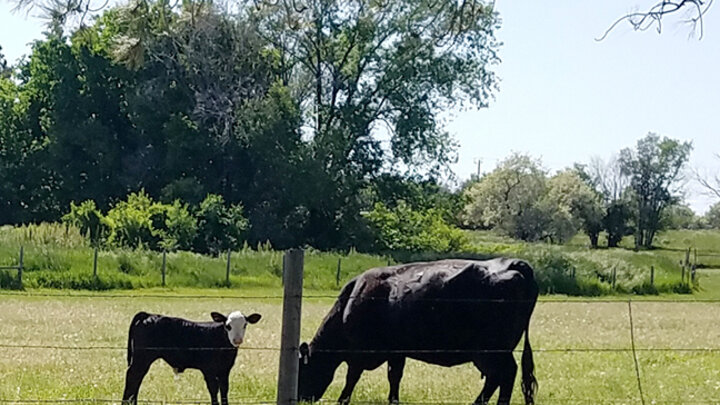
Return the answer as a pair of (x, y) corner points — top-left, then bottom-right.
(1, 0), (719, 213)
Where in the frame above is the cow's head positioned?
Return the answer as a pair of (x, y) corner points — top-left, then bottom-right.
(297, 342), (337, 402)
(211, 311), (262, 347)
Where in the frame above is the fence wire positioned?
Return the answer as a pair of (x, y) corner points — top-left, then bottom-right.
(5, 290), (720, 303)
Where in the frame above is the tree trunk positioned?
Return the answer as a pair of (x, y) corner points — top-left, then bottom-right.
(588, 232), (599, 249)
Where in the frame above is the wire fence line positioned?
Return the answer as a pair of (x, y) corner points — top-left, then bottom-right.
(4, 290), (720, 303)
(3, 344), (720, 354)
(3, 398), (720, 405)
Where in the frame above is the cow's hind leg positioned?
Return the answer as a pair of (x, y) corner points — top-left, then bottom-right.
(122, 358), (153, 405)
(387, 357), (406, 404)
(202, 372), (220, 405)
(338, 364), (364, 404)
(473, 353), (517, 405)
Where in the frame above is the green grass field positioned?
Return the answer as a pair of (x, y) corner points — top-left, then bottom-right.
(1, 291), (720, 404)
(2, 227), (720, 404)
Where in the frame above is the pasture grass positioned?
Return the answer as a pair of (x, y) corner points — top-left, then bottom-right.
(1, 292), (720, 404)
(0, 224), (390, 291)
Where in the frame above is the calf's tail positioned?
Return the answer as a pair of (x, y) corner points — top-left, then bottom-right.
(521, 326), (537, 405)
(127, 312), (150, 366)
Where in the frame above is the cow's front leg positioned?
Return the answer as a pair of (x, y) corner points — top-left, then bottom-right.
(122, 359), (153, 405)
(338, 364), (364, 404)
(202, 372), (220, 405)
(387, 357), (406, 404)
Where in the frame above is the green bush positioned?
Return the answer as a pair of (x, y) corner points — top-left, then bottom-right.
(106, 190), (162, 249)
(27, 270), (133, 290)
(61, 200), (109, 246)
(194, 194), (250, 255)
(104, 191), (197, 251)
(363, 201), (469, 253)
(162, 200), (197, 251)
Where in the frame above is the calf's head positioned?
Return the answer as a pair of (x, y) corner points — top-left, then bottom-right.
(211, 311), (262, 347)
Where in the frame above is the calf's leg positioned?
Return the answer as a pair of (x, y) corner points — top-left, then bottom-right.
(218, 373), (230, 405)
(122, 359), (153, 405)
(387, 357), (406, 404)
(203, 372), (220, 405)
(338, 365), (364, 404)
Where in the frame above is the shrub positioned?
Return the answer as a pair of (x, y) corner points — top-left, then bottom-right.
(106, 190), (163, 249)
(162, 200), (197, 251)
(194, 194), (249, 255)
(363, 201), (469, 253)
(61, 200), (110, 246)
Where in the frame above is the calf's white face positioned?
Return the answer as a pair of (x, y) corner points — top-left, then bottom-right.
(211, 311), (262, 347)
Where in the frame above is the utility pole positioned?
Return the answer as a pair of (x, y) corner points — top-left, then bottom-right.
(473, 158), (482, 178)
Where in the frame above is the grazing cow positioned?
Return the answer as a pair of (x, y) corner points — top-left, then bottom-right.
(122, 311), (262, 405)
(297, 258), (538, 405)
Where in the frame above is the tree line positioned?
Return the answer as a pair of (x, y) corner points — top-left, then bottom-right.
(0, 0), (498, 251)
(1, 0), (718, 254)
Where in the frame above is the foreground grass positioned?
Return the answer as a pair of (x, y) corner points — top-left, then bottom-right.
(1, 291), (719, 404)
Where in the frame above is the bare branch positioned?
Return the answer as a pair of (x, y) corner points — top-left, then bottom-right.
(695, 154), (720, 199)
(597, 0), (713, 41)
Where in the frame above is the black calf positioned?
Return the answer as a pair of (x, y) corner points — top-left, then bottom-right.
(122, 311), (261, 405)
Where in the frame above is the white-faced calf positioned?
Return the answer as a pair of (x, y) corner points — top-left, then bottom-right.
(122, 311), (261, 405)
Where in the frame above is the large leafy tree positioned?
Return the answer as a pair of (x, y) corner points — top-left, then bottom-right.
(246, 0), (500, 247)
(462, 153), (548, 241)
(544, 170), (604, 247)
(619, 133), (692, 248)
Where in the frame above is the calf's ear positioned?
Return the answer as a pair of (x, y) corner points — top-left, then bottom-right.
(210, 312), (228, 323)
(246, 313), (262, 324)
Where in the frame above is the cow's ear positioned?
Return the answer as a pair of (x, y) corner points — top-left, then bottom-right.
(246, 313), (262, 324)
(211, 312), (228, 323)
(298, 342), (310, 364)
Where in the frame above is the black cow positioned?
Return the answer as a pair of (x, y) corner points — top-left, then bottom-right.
(297, 258), (538, 405)
(122, 310), (262, 405)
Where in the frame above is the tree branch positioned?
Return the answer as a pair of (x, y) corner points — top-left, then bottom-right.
(597, 0), (713, 41)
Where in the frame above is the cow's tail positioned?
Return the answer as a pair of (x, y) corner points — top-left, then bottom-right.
(127, 312), (150, 366)
(521, 325), (537, 405)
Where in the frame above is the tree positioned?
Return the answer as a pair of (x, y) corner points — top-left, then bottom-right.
(661, 203), (699, 230)
(245, 0), (500, 248)
(544, 170), (605, 247)
(705, 202), (720, 229)
(577, 156), (633, 248)
(0, 46), (10, 78)
(696, 154), (720, 200)
(619, 133), (692, 248)
(462, 153), (548, 241)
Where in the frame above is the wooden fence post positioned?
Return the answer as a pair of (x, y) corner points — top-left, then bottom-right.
(277, 249), (304, 405)
(225, 250), (232, 286)
(161, 250), (167, 287)
(336, 258), (341, 287)
(612, 267), (617, 290)
(93, 247), (98, 279)
(681, 264), (685, 285)
(18, 246), (24, 286)
(650, 266), (654, 286)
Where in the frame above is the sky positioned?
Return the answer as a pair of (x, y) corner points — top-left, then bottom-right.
(1, 0), (719, 213)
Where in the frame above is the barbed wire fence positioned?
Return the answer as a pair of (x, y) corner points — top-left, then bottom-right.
(3, 251), (720, 404)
